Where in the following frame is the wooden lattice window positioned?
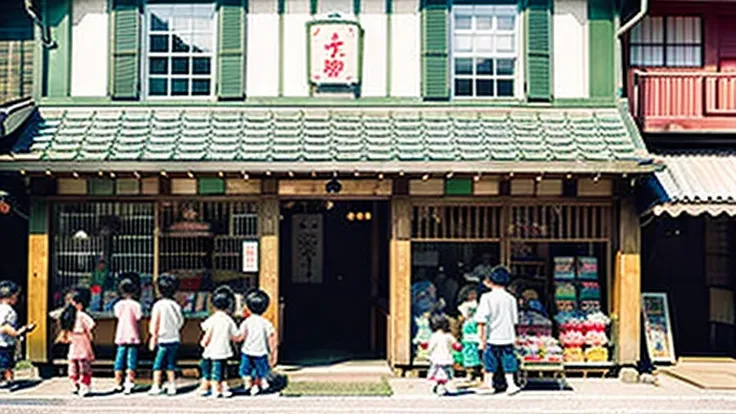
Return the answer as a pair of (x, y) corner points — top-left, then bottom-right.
(507, 204), (612, 241)
(411, 204), (503, 241)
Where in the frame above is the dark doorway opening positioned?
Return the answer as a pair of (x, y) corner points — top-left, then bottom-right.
(279, 200), (389, 364)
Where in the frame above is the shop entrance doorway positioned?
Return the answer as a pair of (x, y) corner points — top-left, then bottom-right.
(279, 200), (389, 364)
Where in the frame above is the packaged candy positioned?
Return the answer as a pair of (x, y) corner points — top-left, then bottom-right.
(585, 346), (609, 362)
(555, 283), (576, 301)
(564, 347), (584, 362)
(554, 257), (575, 280)
(577, 257), (598, 280)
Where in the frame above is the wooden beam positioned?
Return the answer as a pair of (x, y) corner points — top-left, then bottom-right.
(27, 199), (49, 363)
(615, 199), (641, 364)
(278, 179), (392, 196)
(258, 197), (280, 345)
(389, 197), (412, 366)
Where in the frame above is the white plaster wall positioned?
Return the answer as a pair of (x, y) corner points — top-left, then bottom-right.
(360, 14), (387, 97)
(247, 0), (280, 97)
(283, 0), (311, 96)
(71, 0), (108, 96)
(319, 0), (353, 16)
(553, 0), (588, 98)
(390, 0), (420, 97)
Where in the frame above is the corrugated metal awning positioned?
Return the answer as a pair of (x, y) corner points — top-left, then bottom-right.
(652, 153), (736, 217)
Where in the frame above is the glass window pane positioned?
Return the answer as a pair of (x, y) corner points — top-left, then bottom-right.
(497, 15), (515, 31)
(150, 35), (169, 52)
(476, 58), (493, 75)
(476, 16), (492, 30)
(172, 57), (190, 75)
(149, 57), (168, 75)
(496, 35), (515, 53)
(171, 79), (189, 96)
(455, 58), (473, 75)
(149, 78), (168, 96)
(192, 79), (211, 96)
(193, 57), (211, 75)
(455, 15), (472, 30)
(191, 33), (213, 54)
(476, 79), (493, 97)
(172, 34), (191, 53)
(475, 34), (493, 52)
(497, 58), (514, 75)
(454, 79), (472, 96)
(497, 79), (514, 97)
(150, 11), (170, 32)
(455, 35), (473, 52)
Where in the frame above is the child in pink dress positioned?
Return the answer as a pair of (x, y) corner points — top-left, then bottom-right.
(57, 287), (95, 397)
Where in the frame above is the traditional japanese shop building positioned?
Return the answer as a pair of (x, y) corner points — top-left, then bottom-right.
(623, 0), (736, 360)
(0, 0), (658, 370)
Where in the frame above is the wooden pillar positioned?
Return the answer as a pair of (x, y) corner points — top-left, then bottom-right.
(27, 199), (49, 363)
(258, 196), (280, 341)
(615, 198), (641, 364)
(389, 197), (411, 366)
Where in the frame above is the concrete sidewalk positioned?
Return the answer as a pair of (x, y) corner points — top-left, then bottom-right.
(2, 370), (735, 400)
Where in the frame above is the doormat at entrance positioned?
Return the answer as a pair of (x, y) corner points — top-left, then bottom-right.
(281, 378), (393, 397)
(662, 359), (736, 390)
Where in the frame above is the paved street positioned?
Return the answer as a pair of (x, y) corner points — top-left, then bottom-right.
(1, 375), (735, 413)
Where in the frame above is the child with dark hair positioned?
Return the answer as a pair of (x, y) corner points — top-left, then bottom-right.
(56, 287), (94, 397)
(148, 274), (183, 396)
(238, 289), (277, 395)
(113, 275), (142, 394)
(427, 314), (457, 396)
(0, 281), (35, 388)
(475, 265), (520, 395)
(198, 288), (241, 398)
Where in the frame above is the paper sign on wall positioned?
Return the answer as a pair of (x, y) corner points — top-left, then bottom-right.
(242, 240), (259, 273)
(308, 20), (363, 86)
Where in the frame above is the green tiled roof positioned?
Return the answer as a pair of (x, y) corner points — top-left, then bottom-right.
(3, 107), (653, 173)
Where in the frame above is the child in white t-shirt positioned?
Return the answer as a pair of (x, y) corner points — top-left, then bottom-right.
(238, 289), (277, 395)
(427, 315), (457, 396)
(148, 275), (184, 396)
(198, 289), (242, 398)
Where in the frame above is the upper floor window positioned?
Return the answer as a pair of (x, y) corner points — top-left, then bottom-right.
(451, 5), (518, 98)
(630, 16), (702, 67)
(143, 4), (217, 98)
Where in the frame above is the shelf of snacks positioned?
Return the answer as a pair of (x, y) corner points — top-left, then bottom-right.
(553, 256), (612, 365)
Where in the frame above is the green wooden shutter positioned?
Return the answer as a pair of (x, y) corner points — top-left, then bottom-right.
(588, 0), (614, 98)
(218, 0), (246, 100)
(526, 0), (551, 101)
(421, 0), (449, 100)
(111, 0), (140, 99)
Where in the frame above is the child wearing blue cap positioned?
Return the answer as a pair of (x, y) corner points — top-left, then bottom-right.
(474, 265), (520, 395)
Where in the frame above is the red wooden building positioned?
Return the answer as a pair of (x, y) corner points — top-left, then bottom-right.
(624, 0), (736, 133)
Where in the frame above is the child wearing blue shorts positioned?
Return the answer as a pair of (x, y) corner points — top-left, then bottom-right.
(148, 274), (183, 396)
(239, 289), (277, 396)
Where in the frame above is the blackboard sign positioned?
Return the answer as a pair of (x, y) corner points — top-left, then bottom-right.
(641, 293), (676, 364)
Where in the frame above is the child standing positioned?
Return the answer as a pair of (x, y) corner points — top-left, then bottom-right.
(427, 315), (456, 396)
(0, 281), (35, 388)
(148, 274), (184, 396)
(475, 265), (520, 395)
(239, 289), (277, 396)
(457, 289), (481, 381)
(113, 276), (142, 394)
(57, 287), (94, 397)
(199, 289), (241, 398)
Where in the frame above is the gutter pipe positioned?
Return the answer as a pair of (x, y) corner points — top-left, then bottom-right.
(617, 0), (648, 37)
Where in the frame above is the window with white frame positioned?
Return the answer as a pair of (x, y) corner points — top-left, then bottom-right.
(144, 3), (217, 98)
(630, 16), (702, 67)
(452, 5), (518, 98)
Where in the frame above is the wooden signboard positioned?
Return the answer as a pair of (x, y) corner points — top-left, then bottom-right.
(641, 292), (676, 364)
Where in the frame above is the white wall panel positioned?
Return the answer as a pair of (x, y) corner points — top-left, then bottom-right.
(390, 0), (420, 97)
(247, 14), (280, 96)
(553, 0), (588, 98)
(71, 0), (108, 96)
(360, 14), (387, 97)
(283, 0), (311, 96)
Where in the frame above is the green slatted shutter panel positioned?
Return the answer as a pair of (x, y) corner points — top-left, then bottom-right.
(218, 0), (246, 100)
(111, 0), (140, 99)
(421, 0), (449, 100)
(526, 0), (551, 101)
